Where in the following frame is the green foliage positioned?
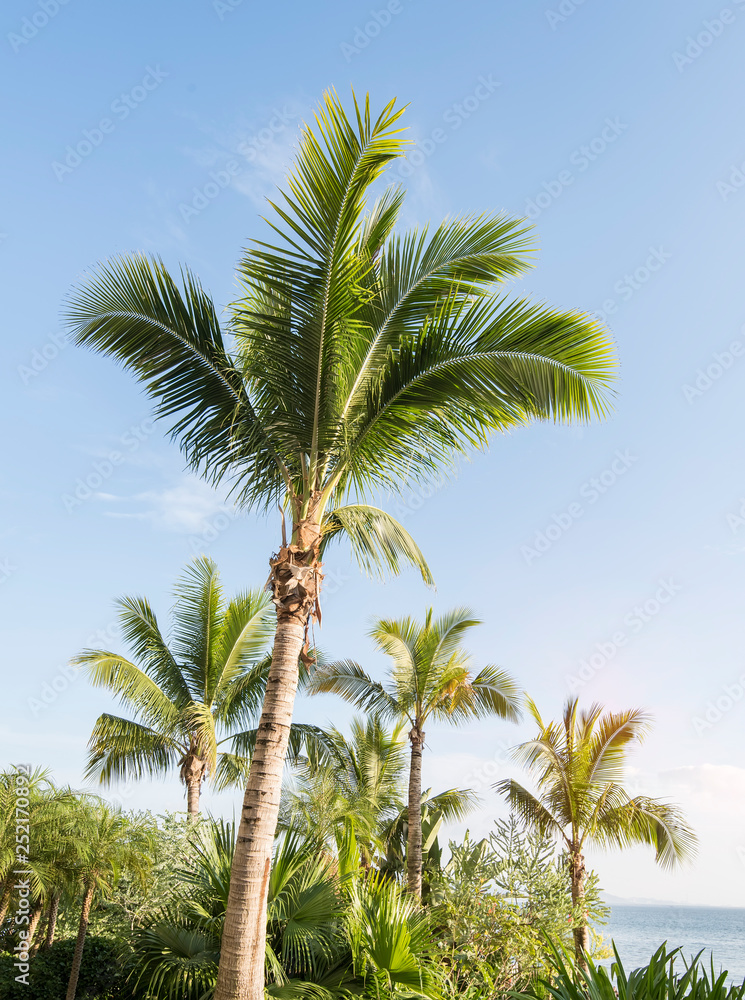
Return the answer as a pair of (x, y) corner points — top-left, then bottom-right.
(0, 936), (128, 999)
(127, 818), (446, 999)
(429, 819), (609, 994)
(74, 557), (276, 797)
(512, 940), (745, 1000)
(66, 89), (616, 566)
(310, 608), (522, 729)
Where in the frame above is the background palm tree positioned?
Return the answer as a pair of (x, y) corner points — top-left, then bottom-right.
(281, 715), (474, 874)
(310, 607), (522, 897)
(76, 557), (283, 817)
(496, 697), (697, 967)
(63, 798), (152, 1000)
(65, 89), (616, 998)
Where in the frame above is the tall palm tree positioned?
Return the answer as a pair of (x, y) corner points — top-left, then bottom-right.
(495, 698), (697, 967)
(65, 90), (616, 997)
(310, 607), (522, 897)
(64, 799), (152, 1000)
(75, 557), (290, 817)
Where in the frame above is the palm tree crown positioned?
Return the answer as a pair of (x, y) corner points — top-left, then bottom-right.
(75, 557), (276, 814)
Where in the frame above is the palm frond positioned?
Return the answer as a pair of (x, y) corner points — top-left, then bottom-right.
(320, 503), (433, 585)
(307, 660), (402, 720)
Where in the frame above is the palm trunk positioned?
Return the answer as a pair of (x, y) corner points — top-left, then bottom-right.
(65, 883), (95, 1000)
(0, 881), (11, 926)
(406, 723), (425, 898)
(186, 774), (201, 820)
(570, 847), (589, 969)
(214, 615), (306, 1000)
(43, 891), (61, 950)
(27, 902), (45, 956)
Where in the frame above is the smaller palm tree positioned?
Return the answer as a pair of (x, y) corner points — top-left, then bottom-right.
(310, 608), (522, 897)
(282, 715), (475, 875)
(75, 558), (280, 817)
(64, 799), (153, 1000)
(496, 697), (697, 967)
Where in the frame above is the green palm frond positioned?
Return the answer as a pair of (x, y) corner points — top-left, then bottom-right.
(171, 556), (224, 698)
(114, 594), (192, 705)
(212, 589), (275, 699)
(320, 504), (434, 585)
(84, 713), (181, 784)
(495, 778), (565, 844)
(596, 795), (697, 868)
(74, 650), (181, 730)
(65, 253), (284, 499)
(307, 660), (402, 720)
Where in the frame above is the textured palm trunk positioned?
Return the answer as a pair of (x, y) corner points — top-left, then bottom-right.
(65, 883), (95, 1000)
(214, 615), (305, 999)
(28, 903), (47, 955)
(0, 881), (11, 926)
(570, 847), (589, 969)
(406, 723), (425, 898)
(43, 891), (61, 950)
(214, 511), (322, 1000)
(186, 774), (201, 819)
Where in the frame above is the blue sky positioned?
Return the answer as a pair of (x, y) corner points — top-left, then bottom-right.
(2, 0), (745, 906)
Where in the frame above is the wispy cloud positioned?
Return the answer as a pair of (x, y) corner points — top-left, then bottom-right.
(100, 477), (232, 533)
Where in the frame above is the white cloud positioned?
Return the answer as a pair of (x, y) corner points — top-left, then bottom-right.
(101, 477), (233, 534)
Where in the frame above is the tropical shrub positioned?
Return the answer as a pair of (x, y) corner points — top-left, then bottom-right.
(512, 941), (745, 1000)
(0, 936), (128, 999)
(430, 818), (609, 994)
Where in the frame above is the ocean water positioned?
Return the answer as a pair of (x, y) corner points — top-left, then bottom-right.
(600, 906), (745, 983)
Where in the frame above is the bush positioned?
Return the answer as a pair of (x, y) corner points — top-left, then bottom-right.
(0, 936), (131, 1000)
(513, 941), (745, 1000)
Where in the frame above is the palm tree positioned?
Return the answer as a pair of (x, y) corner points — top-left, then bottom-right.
(75, 557), (287, 818)
(64, 799), (152, 1000)
(495, 698), (697, 967)
(310, 607), (522, 897)
(281, 715), (409, 861)
(65, 89), (616, 997)
(281, 714), (474, 871)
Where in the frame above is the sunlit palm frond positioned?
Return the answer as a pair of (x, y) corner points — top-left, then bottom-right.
(320, 504), (433, 586)
(84, 713), (181, 785)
